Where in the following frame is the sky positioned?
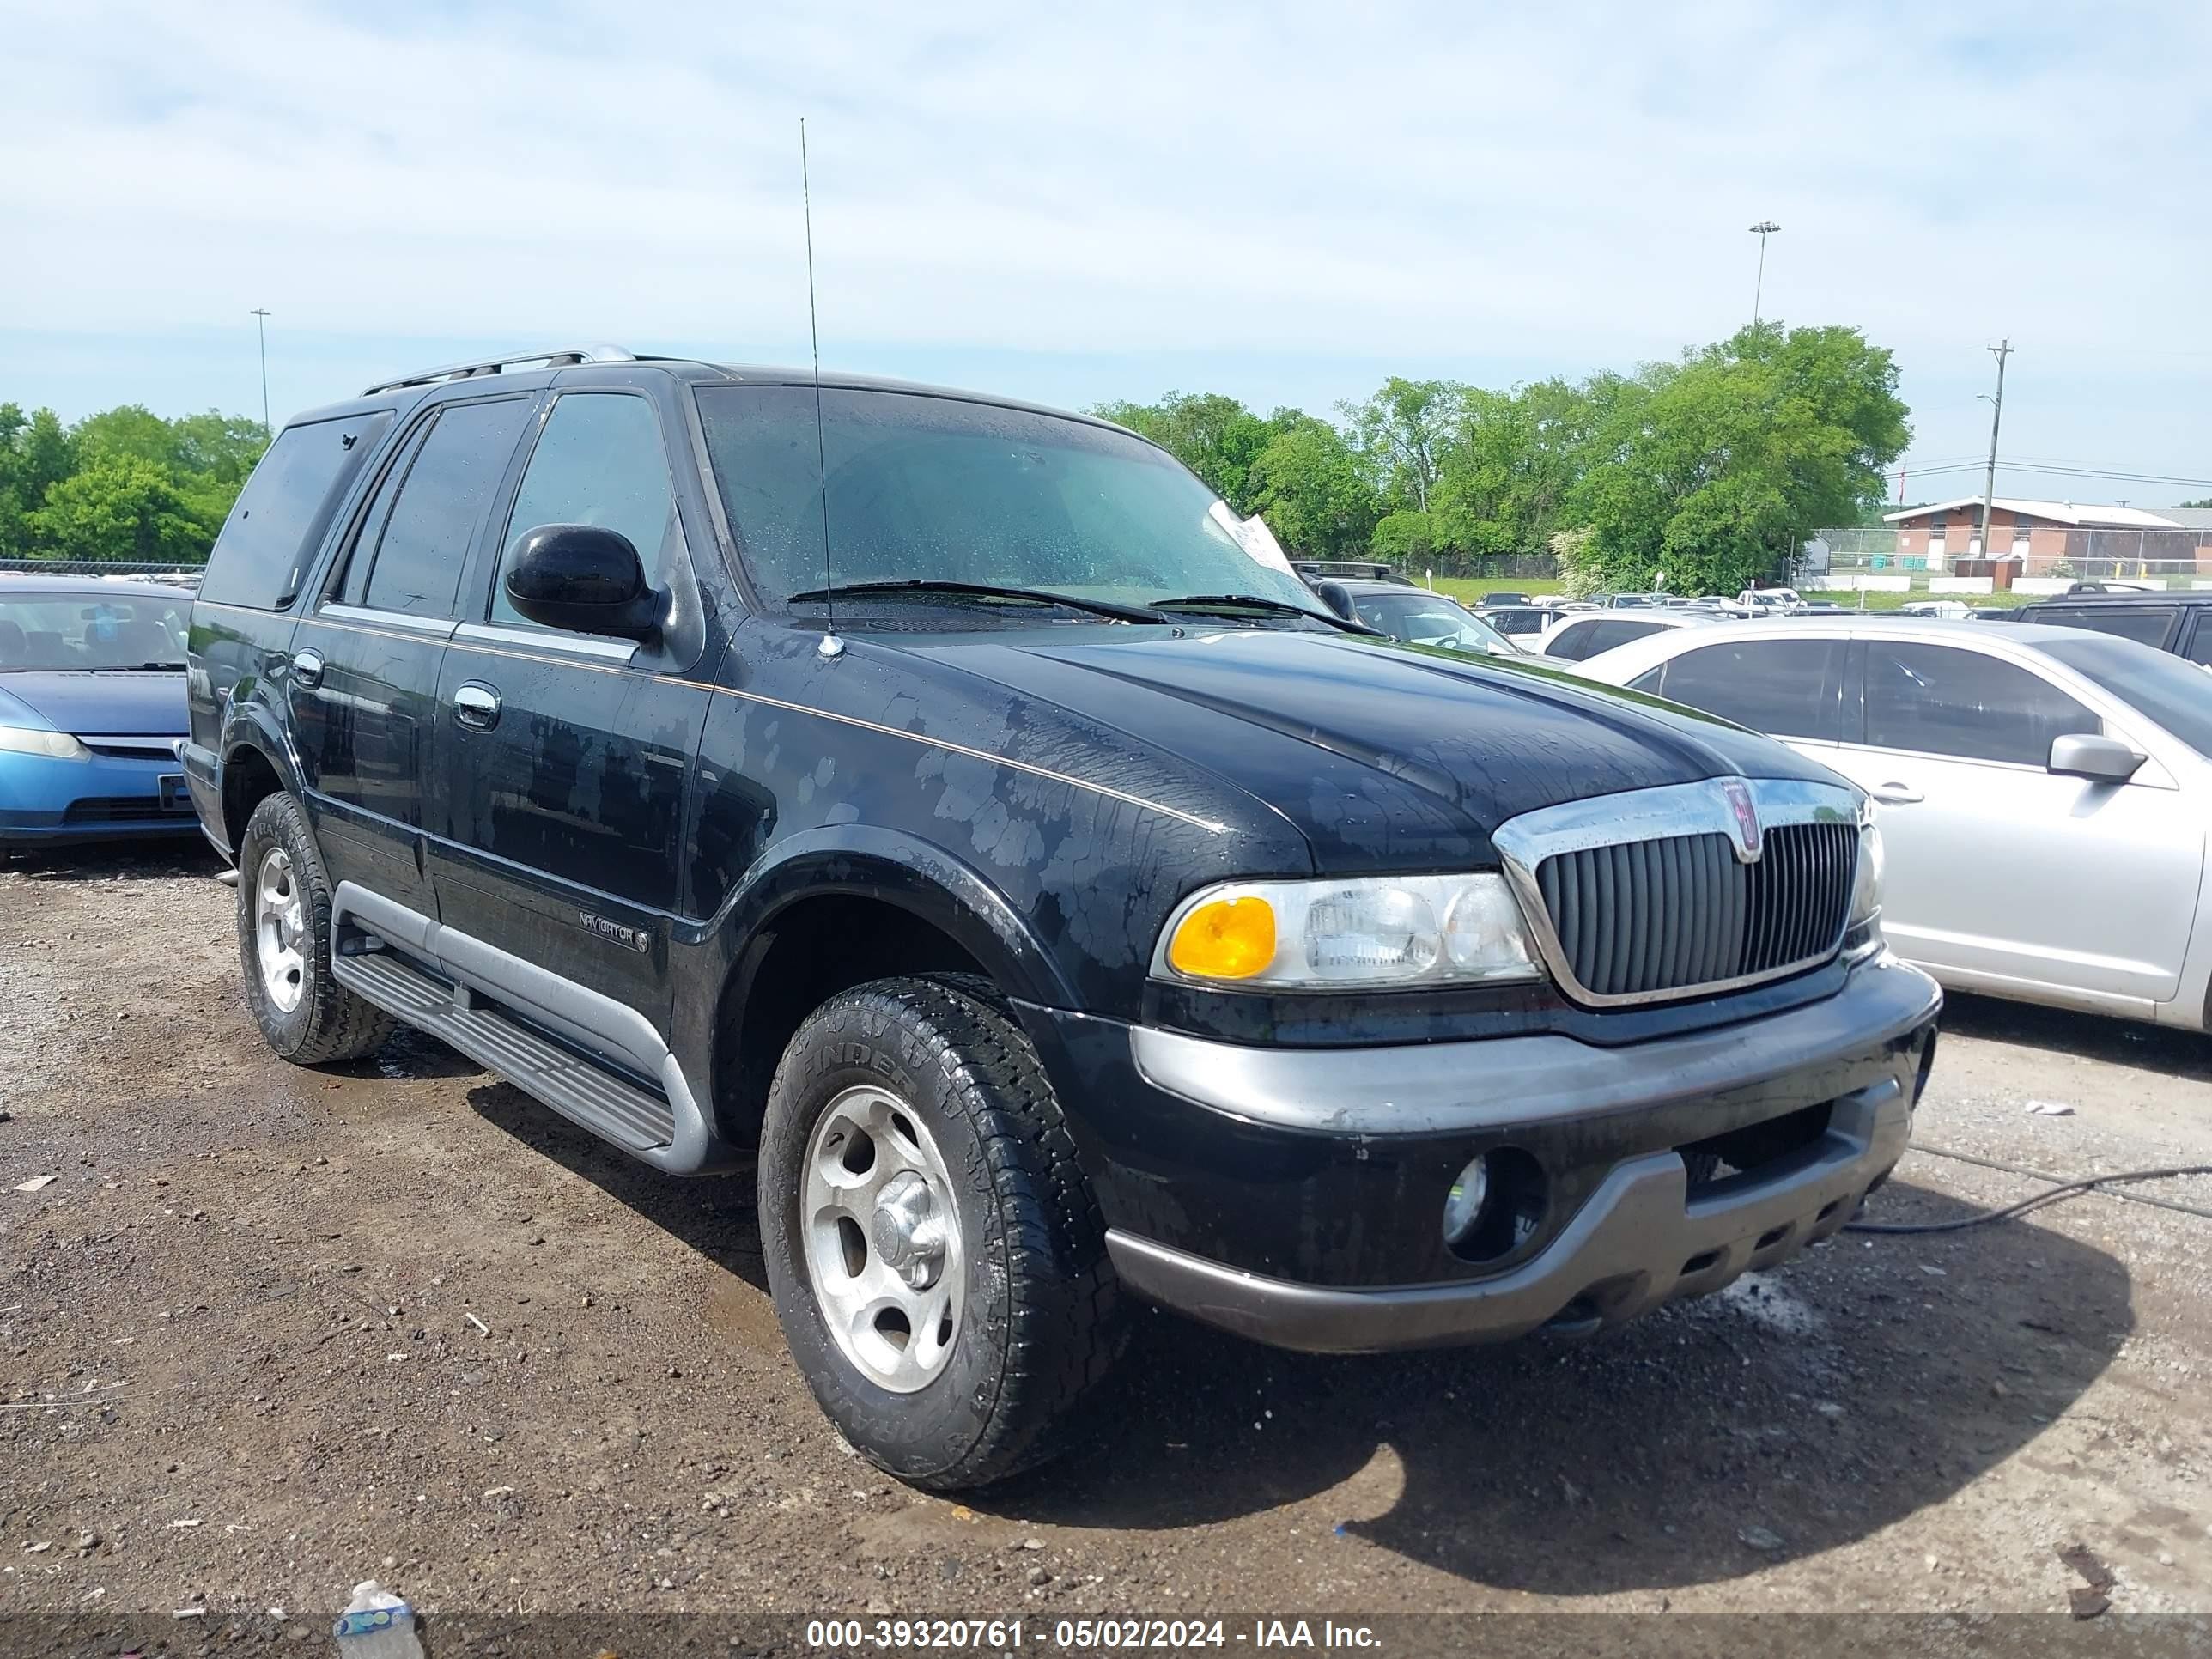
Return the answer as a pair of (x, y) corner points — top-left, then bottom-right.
(6, 1), (2210, 506)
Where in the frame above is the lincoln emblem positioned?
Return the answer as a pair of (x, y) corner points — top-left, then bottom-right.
(1722, 779), (1763, 863)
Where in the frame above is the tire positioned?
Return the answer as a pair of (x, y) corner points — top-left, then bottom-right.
(757, 975), (1124, 1490)
(234, 792), (394, 1066)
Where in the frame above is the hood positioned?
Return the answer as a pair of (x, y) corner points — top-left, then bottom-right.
(0, 671), (188, 738)
(898, 626), (1842, 869)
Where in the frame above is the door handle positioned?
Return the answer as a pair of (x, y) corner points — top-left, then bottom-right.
(1869, 781), (1923, 805)
(453, 683), (501, 732)
(289, 648), (324, 690)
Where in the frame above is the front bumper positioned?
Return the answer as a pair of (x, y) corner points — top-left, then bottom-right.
(1028, 951), (1941, 1353)
(0, 746), (200, 848)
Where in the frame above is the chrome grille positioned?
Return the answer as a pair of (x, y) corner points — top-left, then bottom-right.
(1533, 822), (1856, 1000)
(1494, 778), (1864, 1008)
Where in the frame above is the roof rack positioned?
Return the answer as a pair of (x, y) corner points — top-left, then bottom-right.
(361, 345), (640, 397)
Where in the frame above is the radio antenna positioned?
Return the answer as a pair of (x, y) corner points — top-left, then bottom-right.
(800, 118), (842, 659)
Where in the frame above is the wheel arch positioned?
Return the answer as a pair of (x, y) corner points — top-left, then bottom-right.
(695, 830), (1078, 1149)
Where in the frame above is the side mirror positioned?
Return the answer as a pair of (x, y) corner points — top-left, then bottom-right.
(2048, 732), (2144, 784)
(1316, 581), (1358, 623)
(503, 525), (659, 641)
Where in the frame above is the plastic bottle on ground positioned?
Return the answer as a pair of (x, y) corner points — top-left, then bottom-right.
(332, 1580), (423, 1658)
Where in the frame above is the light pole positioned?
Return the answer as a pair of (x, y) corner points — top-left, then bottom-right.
(1748, 222), (1780, 326)
(249, 308), (272, 440)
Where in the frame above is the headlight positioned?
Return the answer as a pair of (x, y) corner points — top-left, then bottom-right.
(1153, 873), (1541, 990)
(0, 723), (88, 760)
(1847, 818), (1884, 947)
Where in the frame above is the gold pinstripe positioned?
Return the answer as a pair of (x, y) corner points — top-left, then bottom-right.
(199, 602), (1227, 834)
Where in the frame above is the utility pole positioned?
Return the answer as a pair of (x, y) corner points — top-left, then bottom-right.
(249, 308), (272, 440)
(1748, 222), (1780, 325)
(1974, 338), (2012, 561)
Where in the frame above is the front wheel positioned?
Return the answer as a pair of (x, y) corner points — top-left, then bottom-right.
(757, 976), (1123, 1489)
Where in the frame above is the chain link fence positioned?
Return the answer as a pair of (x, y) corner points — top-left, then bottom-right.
(1, 559), (204, 585)
(1802, 527), (2212, 595)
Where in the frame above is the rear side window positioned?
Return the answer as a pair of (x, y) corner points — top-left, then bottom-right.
(2185, 617), (2212, 668)
(2031, 605), (2177, 647)
(1656, 639), (1845, 740)
(1862, 641), (2098, 765)
(1585, 618), (1663, 655)
(200, 411), (391, 609)
(360, 398), (533, 619)
(1549, 617), (1658, 660)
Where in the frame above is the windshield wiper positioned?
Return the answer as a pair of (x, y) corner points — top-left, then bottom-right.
(89, 662), (185, 672)
(783, 580), (1169, 625)
(1149, 593), (1382, 635)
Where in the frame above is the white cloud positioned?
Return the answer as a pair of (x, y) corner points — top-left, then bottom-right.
(5, 1), (2209, 490)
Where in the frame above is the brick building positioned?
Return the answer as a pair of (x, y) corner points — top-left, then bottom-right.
(1883, 498), (2209, 573)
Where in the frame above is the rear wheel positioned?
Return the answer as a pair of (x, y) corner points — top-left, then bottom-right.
(757, 976), (1123, 1489)
(234, 793), (393, 1065)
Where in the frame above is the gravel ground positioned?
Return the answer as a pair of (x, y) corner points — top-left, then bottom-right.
(2, 844), (2209, 1638)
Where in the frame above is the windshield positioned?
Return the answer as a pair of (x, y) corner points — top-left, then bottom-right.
(1353, 592), (1520, 655)
(0, 592), (190, 672)
(696, 386), (1320, 617)
(2039, 632), (2212, 757)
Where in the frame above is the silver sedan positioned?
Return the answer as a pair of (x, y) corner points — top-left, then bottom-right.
(1574, 617), (2212, 1032)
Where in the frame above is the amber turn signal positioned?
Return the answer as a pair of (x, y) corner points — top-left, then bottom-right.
(1166, 896), (1278, 981)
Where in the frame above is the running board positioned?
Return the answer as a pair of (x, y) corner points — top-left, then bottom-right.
(326, 881), (726, 1174)
(334, 950), (678, 1153)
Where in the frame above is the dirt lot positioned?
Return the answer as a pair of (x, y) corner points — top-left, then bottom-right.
(3, 845), (2209, 1638)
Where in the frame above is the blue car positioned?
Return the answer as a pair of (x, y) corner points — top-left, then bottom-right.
(0, 574), (199, 852)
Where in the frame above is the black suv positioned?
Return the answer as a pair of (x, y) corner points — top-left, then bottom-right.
(2010, 590), (2212, 667)
(184, 346), (1940, 1488)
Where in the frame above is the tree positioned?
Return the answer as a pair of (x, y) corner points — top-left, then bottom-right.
(0, 402), (265, 563)
(1341, 378), (1468, 514)
(1091, 392), (1274, 514)
(27, 455), (218, 564)
(1425, 378), (1618, 557)
(0, 404), (78, 556)
(2179, 498), (2212, 509)
(1563, 324), (1909, 595)
(1245, 417), (1380, 556)
(1369, 509), (1436, 561)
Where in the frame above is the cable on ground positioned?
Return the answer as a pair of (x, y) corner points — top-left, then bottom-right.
(1843, 1143), (2212, 1235)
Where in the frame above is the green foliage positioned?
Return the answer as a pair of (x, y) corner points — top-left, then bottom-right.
(0, 402), (263, 562)
(2178, 498), (2212, 510)
(0, 404), (80, 557)
(1369, 509), (1436, 560)
(1548, 527), (1604, 599)
(1244, 418), (1381, 556)
(1563, 324), (1910, 595)
(1341, 378), (1468, 514)
(27, 456), (217, 564)
(1091, 392), (1277, 515)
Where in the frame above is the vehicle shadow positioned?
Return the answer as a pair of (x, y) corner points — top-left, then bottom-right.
(464, 1079), (768, 1290)
(6, 840), (221, 882)
(1941, 991), (2209, 1084)
(460, 1078), (2131, 1595)
(995, 1176), (2131, 1594)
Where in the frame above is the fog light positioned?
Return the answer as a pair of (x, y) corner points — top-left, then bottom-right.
(1442, 1155), (1491, 1246)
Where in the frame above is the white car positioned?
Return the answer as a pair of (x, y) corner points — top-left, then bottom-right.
(1540, 608), (1722, 664)
(1575, 618), (2212, 1030)
(1738, 587), (1806, 614)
